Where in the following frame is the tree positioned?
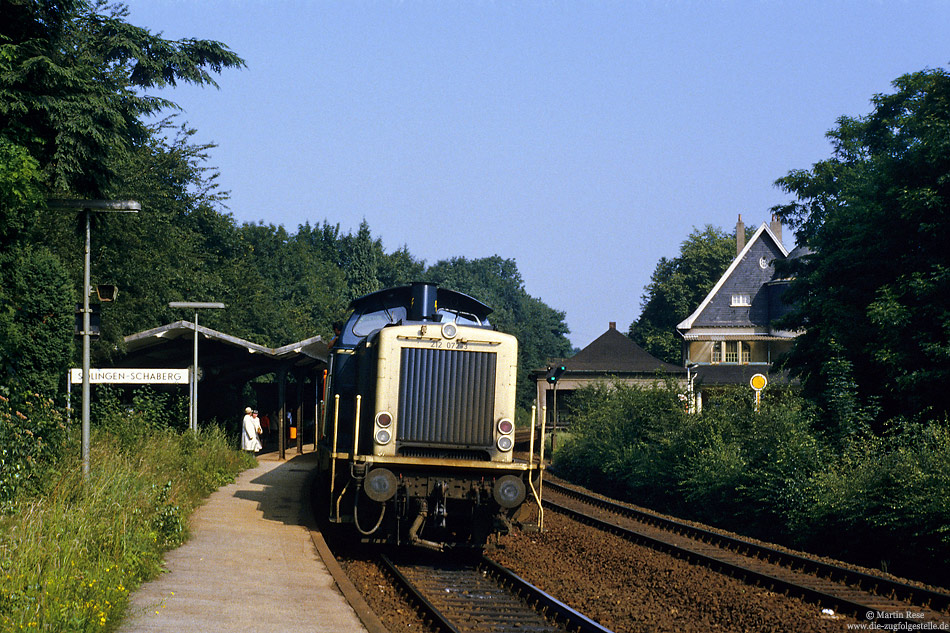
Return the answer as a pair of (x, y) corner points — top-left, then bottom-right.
(238, 221), (349, 345)
(0, 1), (244, 392)
(0, 0), (245, 197)
(339, 220), (381, 302)
(0, 140), (72, 394)
(629, 225), (741, 364)
(772, 67), (950, 426)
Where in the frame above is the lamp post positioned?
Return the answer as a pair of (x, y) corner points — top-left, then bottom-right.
(168, 301), (226, 432)
(49, 199), (140, 478)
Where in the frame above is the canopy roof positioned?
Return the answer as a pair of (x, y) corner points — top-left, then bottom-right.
(122, 321), (328, 385)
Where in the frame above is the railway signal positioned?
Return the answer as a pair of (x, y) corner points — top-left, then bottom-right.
(545, 365), (566, 384)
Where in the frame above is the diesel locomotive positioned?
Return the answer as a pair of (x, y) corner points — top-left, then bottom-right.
(315, 282), (542, 549)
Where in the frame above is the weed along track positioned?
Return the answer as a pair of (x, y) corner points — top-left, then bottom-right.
(541, 480), (950, 628)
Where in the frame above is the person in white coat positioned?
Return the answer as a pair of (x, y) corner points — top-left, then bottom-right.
(241, 407), (262, 452)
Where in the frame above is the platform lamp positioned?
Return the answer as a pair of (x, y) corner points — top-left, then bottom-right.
(168, 301), (226, 432)
(48, 199), (140, 479)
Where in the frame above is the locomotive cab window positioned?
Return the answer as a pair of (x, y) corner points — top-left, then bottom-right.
(352, 306), (408, 337)
(437, 309), (486, 327)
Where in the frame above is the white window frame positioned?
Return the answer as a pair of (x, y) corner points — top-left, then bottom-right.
(731, 293), (751, 307)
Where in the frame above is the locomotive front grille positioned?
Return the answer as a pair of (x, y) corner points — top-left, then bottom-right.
(398, 348), (496, 446)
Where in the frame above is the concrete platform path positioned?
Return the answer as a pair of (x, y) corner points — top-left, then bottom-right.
(116, 448), (369, 633)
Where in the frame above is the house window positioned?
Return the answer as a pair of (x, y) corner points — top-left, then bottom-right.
(731, 293), (751, 306)
(724, 341), (738, 363)
(707, 341), (751, 364)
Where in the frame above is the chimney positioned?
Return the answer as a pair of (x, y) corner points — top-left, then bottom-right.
(609, 321), (616, 330)
(770, 214), (783, 246)
(736, 214), (745, 255)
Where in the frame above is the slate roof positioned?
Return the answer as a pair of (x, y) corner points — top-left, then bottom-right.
(559, 327), (685, 375)
(677, 223), (792, 332)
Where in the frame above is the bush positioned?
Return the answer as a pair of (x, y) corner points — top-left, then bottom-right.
(672, 388), (826, 536)
(554, 380), (687, 504)
(800, 422), (950, 581)
(0, 390), (68, 508)
(92, 386), (190, 448)
(554, 382), (950, 582)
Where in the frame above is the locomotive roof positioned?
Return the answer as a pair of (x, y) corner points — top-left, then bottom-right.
(348, 284), (493, 319)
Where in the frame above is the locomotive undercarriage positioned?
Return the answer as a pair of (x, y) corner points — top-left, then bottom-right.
(331, 462), (530, 550)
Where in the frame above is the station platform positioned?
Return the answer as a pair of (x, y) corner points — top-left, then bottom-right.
(116, 447), (383, 633)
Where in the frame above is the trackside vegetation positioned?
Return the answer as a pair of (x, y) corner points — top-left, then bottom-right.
(553, 382), (950, 585)
(0, 387), (255, 632)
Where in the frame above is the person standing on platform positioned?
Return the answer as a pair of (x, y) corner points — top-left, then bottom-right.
(261, 412), (271, 441)
(241, 407), (262, 453)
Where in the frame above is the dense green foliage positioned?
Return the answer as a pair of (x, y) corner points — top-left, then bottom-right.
(772, 68), (950, 428)
(0, 391), (253, 632)
(0, 390), (68, 508)
(0, 0), (244, 196)
(0, 138), (74, 395)
(0, 0), (244, 391)
(555, 383), (950, 583)
(627, 225), (741, 364)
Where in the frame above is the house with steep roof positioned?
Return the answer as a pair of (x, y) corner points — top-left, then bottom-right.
(534, 322), (686, 426)
(676, 216), (805, 409)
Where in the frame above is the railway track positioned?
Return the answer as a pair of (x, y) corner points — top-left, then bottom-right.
(379, 552), (614, 633)
(543, 480), (950, 627)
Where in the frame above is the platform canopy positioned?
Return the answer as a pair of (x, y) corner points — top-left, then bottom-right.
(121, 321), (329, 385)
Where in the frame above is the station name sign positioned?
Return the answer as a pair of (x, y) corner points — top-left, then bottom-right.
(70, 368), (190, 384)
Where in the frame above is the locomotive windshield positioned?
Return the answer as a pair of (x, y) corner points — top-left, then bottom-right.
(339, 283), (494, 347)
(349, 306), (488, 338)
(352, 306), (408, 337)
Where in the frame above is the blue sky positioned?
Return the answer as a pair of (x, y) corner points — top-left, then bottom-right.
(125, 1), (950, 349)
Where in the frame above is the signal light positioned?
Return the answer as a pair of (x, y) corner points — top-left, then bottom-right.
(545, 365), (566, 384)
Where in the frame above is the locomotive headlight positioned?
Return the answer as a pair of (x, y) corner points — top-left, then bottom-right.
(375, 429), (392, 445)
(496, 418), (513, 451)
(441, 322), (458, 339)
(493, 475), (526, 508)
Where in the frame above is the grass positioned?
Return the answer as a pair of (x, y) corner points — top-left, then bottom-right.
(0, 425), (256, 632)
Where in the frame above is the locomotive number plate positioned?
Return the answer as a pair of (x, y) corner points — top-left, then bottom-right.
(429, 340), (469, 350)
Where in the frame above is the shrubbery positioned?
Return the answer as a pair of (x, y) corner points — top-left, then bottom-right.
(0, 390), (68, 508)
(554, 382), (950, 584)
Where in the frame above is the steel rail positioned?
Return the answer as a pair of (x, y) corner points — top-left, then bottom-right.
(379, 553), (614, 633)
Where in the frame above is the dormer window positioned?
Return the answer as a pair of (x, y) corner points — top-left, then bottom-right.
(731, 293), (751, 307)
